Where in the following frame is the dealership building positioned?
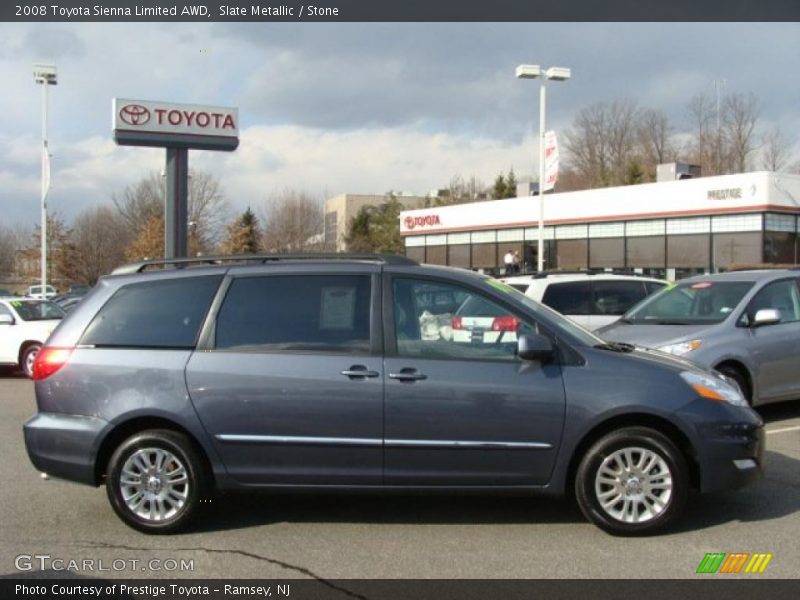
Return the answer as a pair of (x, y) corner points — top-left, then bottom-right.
(400, 171), (800, 280)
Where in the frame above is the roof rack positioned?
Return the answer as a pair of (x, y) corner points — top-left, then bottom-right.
(509, 269), (657, 279)
(112, 253), (418, 275)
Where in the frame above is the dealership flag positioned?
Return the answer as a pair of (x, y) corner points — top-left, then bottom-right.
(543, 130), (559, 191)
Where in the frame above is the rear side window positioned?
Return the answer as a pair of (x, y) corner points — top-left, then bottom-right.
(80, 276), (222, 349)
(541, 281), (592, 315)
(215, 275), (372, 353)
(645, 281), (666, 295)
(592, 280), (648, 315)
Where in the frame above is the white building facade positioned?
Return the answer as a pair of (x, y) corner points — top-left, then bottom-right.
(400, 172), (800, 280)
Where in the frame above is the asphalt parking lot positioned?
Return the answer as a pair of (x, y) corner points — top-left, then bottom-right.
(1, 374), (798, 580)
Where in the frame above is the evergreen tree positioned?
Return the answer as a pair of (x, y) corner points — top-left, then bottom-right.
(505, 168), (518, 198)
(220, 207), (261, 255)
(492, 173), (507, 199)
(344, 195), (403, 253)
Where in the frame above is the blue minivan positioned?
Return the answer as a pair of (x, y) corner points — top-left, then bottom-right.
(24, 254), (763, 535)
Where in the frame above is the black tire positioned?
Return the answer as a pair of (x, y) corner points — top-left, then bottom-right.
(106, 429), (208, 534)
(575, 426), (689, 536)
(716, 364), (750, 404)
(21, 343), (41, 378)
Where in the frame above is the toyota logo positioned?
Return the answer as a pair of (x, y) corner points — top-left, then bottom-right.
(119, 104), (151, 126)
(404, 216), (415, 230)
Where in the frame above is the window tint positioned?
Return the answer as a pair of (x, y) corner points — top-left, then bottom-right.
(541, 281), (592, 315)
(393, 278), (536, 361)
(592, 281), (647, 316)
(747, 279), (800, 324)
(215, 275), (372, 353)
(81, 276), (222, 348)
(12, 300), (65, 321)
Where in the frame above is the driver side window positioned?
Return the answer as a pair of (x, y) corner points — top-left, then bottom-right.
(392, 278), (536, 361)
(747, 279), (800, 324)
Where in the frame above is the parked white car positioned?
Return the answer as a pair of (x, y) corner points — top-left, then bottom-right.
(26, 284), (57, 300)
(502, 273), (667, 331)
(0, 297), (65, 377)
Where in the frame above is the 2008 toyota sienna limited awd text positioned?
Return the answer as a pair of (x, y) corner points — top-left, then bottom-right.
(23, 254), (764, 535)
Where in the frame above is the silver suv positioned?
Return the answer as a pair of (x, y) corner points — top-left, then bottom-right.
(599, 269), (800, 406)
(24, 254), (763, 535)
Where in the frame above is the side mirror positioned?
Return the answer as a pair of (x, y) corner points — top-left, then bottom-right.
(517, 333), (554, 362)
(752, 308), (781, 327)
(0, 314), (14, 325)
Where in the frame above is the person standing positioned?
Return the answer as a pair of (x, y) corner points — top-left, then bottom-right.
(503, 250), (514, 275)
(512, 250), (521, 274)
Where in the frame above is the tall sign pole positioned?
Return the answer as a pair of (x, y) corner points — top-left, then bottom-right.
(33, 64), (57, 294)
(112, 99), (239, 258)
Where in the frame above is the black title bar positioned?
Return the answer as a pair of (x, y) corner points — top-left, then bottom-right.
(3, 0), (800, 22)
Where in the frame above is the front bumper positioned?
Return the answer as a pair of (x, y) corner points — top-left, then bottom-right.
(24, 413), (109, 486)
(682, 402), (766, 493)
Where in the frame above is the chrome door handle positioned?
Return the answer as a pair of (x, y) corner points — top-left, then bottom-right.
(388, 370), (427, 382)
(341, 366), (380, 379)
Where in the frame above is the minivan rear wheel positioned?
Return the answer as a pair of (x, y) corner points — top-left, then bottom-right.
(106, 429), (207, 534)
(575, 427), (688, 535)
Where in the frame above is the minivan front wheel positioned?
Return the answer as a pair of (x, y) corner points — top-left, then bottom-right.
(106, 430), (207, 534)
(575, 427), (688, 535)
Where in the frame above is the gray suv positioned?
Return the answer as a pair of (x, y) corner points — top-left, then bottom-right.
(24, 254), (764, 536)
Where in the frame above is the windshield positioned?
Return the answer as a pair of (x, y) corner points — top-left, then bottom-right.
(624, 280), (754, 325)
(9, 300), (65, 321)
(480, 277), (603, 346)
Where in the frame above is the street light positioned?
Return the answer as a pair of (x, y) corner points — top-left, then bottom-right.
(516, 64), (571, 272)
(33, 63), (57, 297)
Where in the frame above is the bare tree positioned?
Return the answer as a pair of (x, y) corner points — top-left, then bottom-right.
(761, 127), (790, 172)
(68, 206), (130, 285)
(261, 190), (324, 253)
(112, 173), (163, 232)
(565, 99), (640, 187)
(188, 170), (229, 251)
(686, 93), (719, 175)
(637, 108), (677, 178)
(113, 170), (229, 257)
(687, 91), (760, 175)
(0, 225), (23, 279)
(723, 92), (760, 173)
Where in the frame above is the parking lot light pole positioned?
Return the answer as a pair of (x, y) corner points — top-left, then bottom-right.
(516, 64), (571, 272)
(33, 63), (57, 297)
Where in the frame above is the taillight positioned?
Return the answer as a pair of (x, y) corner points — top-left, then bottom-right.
(451, 316), (463, 329)
(491, 316), (520, 332)
(31, 347), (74, 381)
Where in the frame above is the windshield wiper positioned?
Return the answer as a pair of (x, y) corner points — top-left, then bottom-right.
(594, 341), (635, 353)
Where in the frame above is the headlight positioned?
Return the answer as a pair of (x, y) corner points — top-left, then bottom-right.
(658, 339), (702, 356)
(680, 371), (748, 407)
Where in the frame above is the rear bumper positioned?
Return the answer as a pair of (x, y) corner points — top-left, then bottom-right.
(23, 413), (108, 486)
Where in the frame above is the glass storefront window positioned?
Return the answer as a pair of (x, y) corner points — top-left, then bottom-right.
(668, 234), (710, 269)
(712, 232), (762, 271)
(589, 238), (624, 269)
(763, 231), (797, 264)
(627, 236), (666, 268)
(555, 240), (588, 269)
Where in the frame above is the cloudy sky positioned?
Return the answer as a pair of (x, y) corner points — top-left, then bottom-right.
(1, 22), (800, 227)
